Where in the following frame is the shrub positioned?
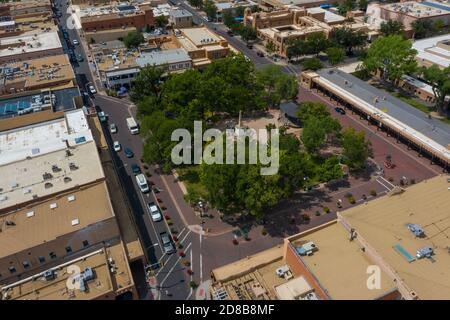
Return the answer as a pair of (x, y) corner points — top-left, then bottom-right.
(370, 189), (377, 197)
(183, 260), (191, 267)
(167, 220), (173, 226)
(165, 215), (171, 220)
(388, 177), (394, 182)
(289, 218), (296, 225)
(410, 178), (416, 184)
(261, 228), (268, 236)
(145, 172), (151, 177)
(187, 269), (194, 275)
(301, 214), (310, 222)
(348, 196), (356, 204)
(315, 210), (321, 216)
(143, 164), (149, 170)
(232, 239), (239, 245)
(177, 243), (183, 249)
(172, 235), (178, 242)
(189, 281), (198, 289)
(179, 251), (185, 257)
(302, 58), (323, 71)
(323, 206), (330, 213)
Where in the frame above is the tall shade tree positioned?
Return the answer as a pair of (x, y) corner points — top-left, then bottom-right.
(203, 0), (217, 20)
(380, 20), (404, 36)
(362, 35), (417, 82)
(130, 65), (166, 102)
(341, 128), (372, 171)
(411, 19), (435, 39)
(188, 0), (203, 8)
(330, 27), (367, 55)
(326, 47), (345, 65)
(305, 32), (330, 56)
(123, 30), (144, 49)
(256, 65), (298, 108)
(421, 65), (450, 116)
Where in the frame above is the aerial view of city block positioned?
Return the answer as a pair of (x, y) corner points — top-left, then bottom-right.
(0, 0), (449, 304)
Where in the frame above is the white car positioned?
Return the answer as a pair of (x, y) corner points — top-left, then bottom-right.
(88, 85), (97, 94)
(147, 202), (162, 222)
(109, 123), (117, 134)
(73, 39), (79, 45)
(113, 141), (121, 152)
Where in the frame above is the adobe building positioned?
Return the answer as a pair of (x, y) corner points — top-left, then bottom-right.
(79, 3), (155, 32)
(211, 175), (450, 300)
(244, 6), (373, 57)
(0, 109), (145, 300)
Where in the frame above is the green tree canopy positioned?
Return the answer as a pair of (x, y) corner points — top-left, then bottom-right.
(330, 27), (367, 55)
(362, 35), (417, 82)
(130, 65), (165, 102)
(187, 0), (203, 8)
(305, 32), (330, 56)
(411, 19), (435, 39)
(155, 15), (169, 28)
(203, 0), (217, 20)
(341, 128), (371, 171)
(302, 57), (323, 71)
(380, 20), (404, 36)
(123, 30), (144, 49)
(421, 65), (450, 115)
(326, 47), (345, 65)
(256, 65), (298, 108)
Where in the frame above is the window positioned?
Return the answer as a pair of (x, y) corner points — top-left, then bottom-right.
(49, 252), (57, 259)
(9, 266), (16, 274)
(65, 246), (72, 254)
(82, 240), (89, 248)
(22, 261), (30, 269)
(38, 256), (46, 264)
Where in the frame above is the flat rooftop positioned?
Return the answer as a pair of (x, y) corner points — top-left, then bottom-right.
(413, 34), (450, 68)
(136, 48), (191, 67)
(0, 87), (79, 119)
(0, 31), (62, 59)
(1, 242), (133, 300)
(170, 9), (193, 18)
(307, 7), (346, 23)
(0, 109), (104, 211)
(382, 1), (450, 18)
(0, 182), (114, 258)
(316, 69), (450, 152)
(0, 54), (75, 95)
(211, 245), (290, 300)
(179, 27), (222, 47)
(340, 175), (450, 300)
(290, 222), (396, 299)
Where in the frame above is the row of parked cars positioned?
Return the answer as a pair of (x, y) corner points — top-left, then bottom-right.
(106, 117), (176, 255)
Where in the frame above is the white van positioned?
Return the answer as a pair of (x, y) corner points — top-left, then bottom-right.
(136, 174), (149, 193)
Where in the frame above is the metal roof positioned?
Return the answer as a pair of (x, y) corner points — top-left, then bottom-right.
(317, 69), (450, 148)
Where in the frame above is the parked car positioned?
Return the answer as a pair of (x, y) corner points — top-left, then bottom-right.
(335, 107), (346, 115)
(88, 85), (97, 94)
(113, 141), (121, 152)
(109, 123), (117, 134)
(72, 39), (79, 45)
(147, 202), (162, 222)
(226, 30), (234, 36)
(131, 164), (141, 175)
(160, 232), (176, 254)
(124, 148), (134, 158)
(98, 111), (107, 122)
(77, 55), (84, 62)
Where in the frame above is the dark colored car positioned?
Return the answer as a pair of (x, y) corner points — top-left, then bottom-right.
(335, 107), (346, 115)
(257, 51), (264, 57)
(131, 164), (141, 175)
(124, 148), (134, 158)
(226, 30), (234, 36)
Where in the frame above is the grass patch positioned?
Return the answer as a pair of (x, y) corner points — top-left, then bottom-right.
(177, 166), (209, 202)
(392, 93), (430, 114)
